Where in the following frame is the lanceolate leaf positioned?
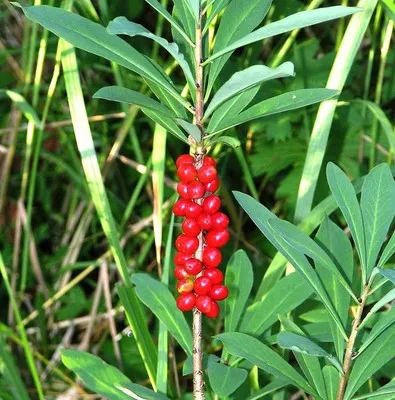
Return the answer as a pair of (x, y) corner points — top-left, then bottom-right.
(204, 62), (295, 119)
(131, 274), (193, 356)
(277, 332), (343, 374)
(205, 0), (272, 100)
(203, 0), (232, 33)
(323, 366), (340, 400)
(378, 268), (395, 285)
(176, 119), (202, 141)
(173, 0), (197, 40)
(326, 163), (367, 282)
(107, 17), (195, 92)
(361, 164), (395, 276)
(15, 4), (189, 109)
(378, 232), (395, 268)
(215, 332), (318, 397)
(204, 6), (361, 64)
(208, 89), (339, 134)
(352, 382), (395, 399)
(224, 250), (253, 333)
(240, 272), (313, 336)
(210, 136), (241, 148)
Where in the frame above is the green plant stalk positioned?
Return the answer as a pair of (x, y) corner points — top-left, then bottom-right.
(294, 0), (378, 224)
(60, 39), (158, 389)
(369, 17), (393, 168)
(336, 0), (349, 49)
(0, 252), (45, 400)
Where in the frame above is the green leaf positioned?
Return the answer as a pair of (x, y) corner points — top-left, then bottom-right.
(268, 217), (357, 302)
(16, 4), (189, 109)
(323, 366), (340, 400)
(61, 350), (169, 400)
(245, 379), (288, 400)
(233, 191), (347, 339)
(326, 162), (367, 282)
(209, 89), (339, 134)
(362, 288), (395, 326)
(215, 332), (318, 397)
(207, 355), (248, 398)
(205, 0), (272, 100)
(204, 62), (295, 120)
(107, 17), (195, 92)
(378, 232), (395, 268)
(204, 6), (361, 64)
(315, 218), (354, 360)
(173, 0), (197, 40)
(352, 382), (395, 399)
(345, 320), (395, 399)
(93, 86), (176, 117)
(130, 273), (193, 356)
(143, 0), (194, 46)
(210, 136), (241, 148)
(361, 164), (395, 276)
(240, 272), (313, 336)
(378, 268), (395, 285)
(203, 0), (231, 33)
(176, 119), (202, 142)
(224, 250), (253, 333)
(277, 332), (343, 374)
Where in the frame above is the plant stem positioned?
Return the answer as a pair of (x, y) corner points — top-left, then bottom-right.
(336, 285), (370, 400)
(193, 5), (206, 400)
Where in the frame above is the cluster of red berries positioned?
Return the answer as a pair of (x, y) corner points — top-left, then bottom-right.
(173, 154), (229, 318)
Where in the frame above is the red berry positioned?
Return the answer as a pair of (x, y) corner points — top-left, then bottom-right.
(175, 235), (199, 254)
(198, 166), (217, 184)
(203, 269), (223, 285)
(203, 195), (221, 214)
(206, 229), (230, 248)
(197, 213), (213, 230)
(177, 164), (197, 182)
(196, 295), (214, 313)
(176, 154), (194, 168)
(209, 285), (229, 301)
(177, 278), (194, 293)
(173, 199), (188, 217)
(177, 182), (190, 199)
(174, 252), (191, 266)
(182, 218), (201, 236)
(184, 258), (203, 275)
(188, 181), (205, 199)
(205, 177), (220, 193)
(203, 156), (217, 167)
(174, 266), (189, 280)
(177, 292), (195, 311)
(203, 246), (222, 268)
(205, 301), (220, 318)
(185, 201), (203, 218)
(211, 212), (229, 229)
(194, 276), (212, 295)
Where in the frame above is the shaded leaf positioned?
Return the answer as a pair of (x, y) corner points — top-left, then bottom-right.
(323, 366), (340, 400)
(176, 119), (201, 142)
(378, 232), (395, 268)
(378, 268), (395, 285)
(210, 136), (241, 148)
(352, 382), (395, 399)
(203, 0), (232, 33)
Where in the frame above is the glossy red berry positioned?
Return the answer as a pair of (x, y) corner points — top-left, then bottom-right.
(177, 182), (190, 199)
(203, 156), (217, 167)
(205, 301), (220, 318)
(176, 154), (194, 168)
(177, 292), (195, 311)
(203, 269), (223, 285)
(209, 285), (229, 301)
(203, 195), (221, 214)
(182, 218), (201, 236)
(185, 201), (203, 218)
(205, 177), (220, 193)
(197, 165), (217, 184)
(203, 246), (222, 268)
(173, 199), (188, 217)
(177, 278), (194, 293)
(174, 266), (189, 280)
(194, 276), (212, 295)
(211, 212), (229, 229)
(195, 295), (214, 313)
(206, 229), (230, 248)
(174, 252), (191, 266)
(188, 181), (205, 199)
(197, 213), (213, 230)
(177, 164), (197, 182)
(184, 258), (203, 275)
(175, 235), (199, 254)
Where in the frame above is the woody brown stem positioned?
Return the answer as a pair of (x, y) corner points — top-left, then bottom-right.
(192, 4), (206, 400)
(336, 285), (370, 400)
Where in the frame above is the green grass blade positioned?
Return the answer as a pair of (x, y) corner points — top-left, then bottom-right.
(294, 0), (378, 223)
(60, 40), (158, 388)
